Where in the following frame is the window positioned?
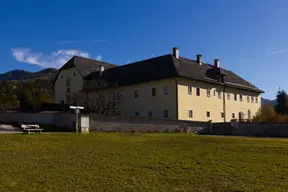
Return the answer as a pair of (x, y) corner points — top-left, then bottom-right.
(61, 76), (63, 79)
(227, 93), (230, 100)
(66, 95), (71, 104)
(113, 92), (120, 101)
(66, 78), (71, 87)
(240, 95), (243, 102)
(255, 97), (258, 103)
(61, 100), (64, 104)
(164, 86), (169, 95)
(73, 72), (76, 76)
(164, 110), (168, 118)
(232, 113), (235, 119)
(188, 86), (192, 95)
(207, 111), (210, 118)
(213, 90), (216, 96)
(189, 110), (193, 118)
(248, 110), (251, 119)
(134, 90), (139, 98)
(247, 96), (250, 103)
(196, 88), (200, 96)
(251, 96), (254, 103)
(234, 94), (237, 101)
(135, 112), (139, 117)
(152, 88), (156, 97)
(148, 111), (152, 118)
(67, 88), (70, 93)
(218, 91), (222, 99)
(207, 89), (211, 97)
(221, 112), (224, 118)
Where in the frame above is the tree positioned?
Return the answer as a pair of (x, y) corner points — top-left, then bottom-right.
(253, 103), (279, 122)
(275, 89), (288, 115)
(14, 80), (54, 110)
(78, 79), (123, 115)
(0, 81), (19, 111)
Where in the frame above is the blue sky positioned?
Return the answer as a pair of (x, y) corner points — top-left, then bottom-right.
(1, 0), (288, 99)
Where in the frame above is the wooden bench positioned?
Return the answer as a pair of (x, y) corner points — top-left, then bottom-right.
(20, 124), (43, 135)
(22, 128), (43, 135)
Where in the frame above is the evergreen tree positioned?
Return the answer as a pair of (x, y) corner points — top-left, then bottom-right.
(275, 89), (288, 114)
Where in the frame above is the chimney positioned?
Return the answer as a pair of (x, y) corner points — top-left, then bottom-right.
(173, 47), (179, 59)
(214, 59), (220, 68)
(197, 54), (202, 65)
(100, 66), (104, 76)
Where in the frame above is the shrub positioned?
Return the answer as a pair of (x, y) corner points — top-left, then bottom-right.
(253, 104), (288, 123)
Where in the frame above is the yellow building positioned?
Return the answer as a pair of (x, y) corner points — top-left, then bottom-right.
(53, 47), (264, 122)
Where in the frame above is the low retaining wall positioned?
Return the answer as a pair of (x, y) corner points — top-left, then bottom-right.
(231, 123), (288, 137)
(209, 122), (288, 137)
(89, 115), (209, 133)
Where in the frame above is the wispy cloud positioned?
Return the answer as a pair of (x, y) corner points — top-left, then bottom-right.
(267, 49), (288, 55)
(94, 55), (102, 61)
(54, 40), (80, 44)
(11, 48), (102, 68)
(91, 40), (106, 43)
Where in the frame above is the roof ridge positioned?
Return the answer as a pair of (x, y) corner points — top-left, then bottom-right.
(122, 54), (171, 66)
(73, 55), (117, 66)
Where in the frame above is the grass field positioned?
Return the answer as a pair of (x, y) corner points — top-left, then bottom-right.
(0, 133), (287, 192)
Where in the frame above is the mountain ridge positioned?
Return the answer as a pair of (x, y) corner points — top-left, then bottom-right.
(0, 68), (58, 81)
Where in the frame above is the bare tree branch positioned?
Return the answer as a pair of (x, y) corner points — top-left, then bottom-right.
(78, 79), (123, 115)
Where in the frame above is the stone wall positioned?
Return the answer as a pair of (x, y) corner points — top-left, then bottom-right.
(231, 123), (288, 137)
(207, 122), (288, 137)
(89, 114), (209, 133)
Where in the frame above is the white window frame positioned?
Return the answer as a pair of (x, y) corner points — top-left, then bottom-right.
(134, 90), (139, 98)
(148, 111), (152, 118)
(207, 89), (211, 98)
(164, 110), (169, 118)
(188, 86), (192, 95)
(234, 94), (237, 101)
(164, 86), (169, 96)
(189, 110), (193, 118)
(196, 87), (200, 96)
(218, 91), (222, 99)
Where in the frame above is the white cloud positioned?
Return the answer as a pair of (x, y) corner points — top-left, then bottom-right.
(95, 55), (102, 61)
(267, 49), (288, 55)
(11, 48), (102, 68)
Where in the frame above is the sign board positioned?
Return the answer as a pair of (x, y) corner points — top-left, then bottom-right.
(81, 116), (89, 128)
(70, 106), (84, 110)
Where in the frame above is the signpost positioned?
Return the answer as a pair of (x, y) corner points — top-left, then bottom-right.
(70, 106), (84, 133)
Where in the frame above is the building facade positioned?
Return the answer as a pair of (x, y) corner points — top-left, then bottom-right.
(53, 48), (263, 122)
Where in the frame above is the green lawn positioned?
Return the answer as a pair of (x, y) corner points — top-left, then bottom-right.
(0, 133), (287, 192)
